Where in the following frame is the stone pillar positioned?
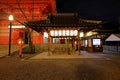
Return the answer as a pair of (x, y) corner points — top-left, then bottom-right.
(77, 30), (81, 54)
(48, 31), (50, 55)
(72, 37), (75, 54)
(47, 30), (51, 56)
(50, 36), (53, 44)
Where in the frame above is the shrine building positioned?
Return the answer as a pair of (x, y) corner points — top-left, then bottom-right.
(0, 0), (104, 52)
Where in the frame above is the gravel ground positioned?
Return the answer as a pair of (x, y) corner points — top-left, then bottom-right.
(0, 53), (120, 80)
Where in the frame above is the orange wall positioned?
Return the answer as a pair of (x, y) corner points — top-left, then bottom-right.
(12, 30), (20, 44)
(0, 26), (44, 44)
(0, 36), (9, 44)
(0, 0), (56, 44)
(32, 35), (43, 44)
(0, 30), (44, 44)
(0, 28), (20, 44)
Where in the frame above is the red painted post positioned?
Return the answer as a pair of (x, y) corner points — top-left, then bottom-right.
(18, 38), (24, 58)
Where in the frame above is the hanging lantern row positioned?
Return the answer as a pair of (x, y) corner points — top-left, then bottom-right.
(50, 30), (78, 36)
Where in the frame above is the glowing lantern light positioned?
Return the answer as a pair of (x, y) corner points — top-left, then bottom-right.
(9, 15), (14, 21)
(55, 30), (58, 36)
(59, 30), (62, 36)
(50, 30), (54, 36)
(63, 30), (65, 36)
(44, 32), (48, 38)
(70, 30), (73, 36)
(66, 30), (69, 36)
(74, 30), (78, 36)
(87, 31), (92, 36)
(80, 32), (84, 37)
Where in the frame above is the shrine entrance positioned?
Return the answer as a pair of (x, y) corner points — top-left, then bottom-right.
(26, 13), (102, 54)
(43, 30), (79, 55)
(44, 30), (78, 43)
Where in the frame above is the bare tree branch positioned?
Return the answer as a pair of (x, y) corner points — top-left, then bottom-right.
(32, 0), (34, 20)
(1, 10), (25, 25)
(16, 0), (28, 21)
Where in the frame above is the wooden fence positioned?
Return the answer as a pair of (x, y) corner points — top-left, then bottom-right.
(103, 45), (120, 54)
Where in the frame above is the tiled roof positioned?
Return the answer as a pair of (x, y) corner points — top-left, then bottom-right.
(25, 13), (103, 32)
(26, 13), (102, 26)
(48, 13), (79, 24)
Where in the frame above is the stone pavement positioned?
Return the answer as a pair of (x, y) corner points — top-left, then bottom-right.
(0, 44), (114, 60)
(0, 44), (28, 58)
(29, 51), (109, 60)
(0, 55), (119, 80)
(1, 45), (120, 80)
(0, 45), (19, 57)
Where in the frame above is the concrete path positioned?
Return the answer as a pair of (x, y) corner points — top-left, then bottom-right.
(0, 44), (28, 58)
(0, 52), (120, 80)
(29, 51), (109, 60)
(0, 44), (111, 60)
(0, 45), (19, 57)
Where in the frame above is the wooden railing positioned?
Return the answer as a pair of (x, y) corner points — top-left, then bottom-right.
(34, 44), (72, 54)
(49, 44), (72, 54)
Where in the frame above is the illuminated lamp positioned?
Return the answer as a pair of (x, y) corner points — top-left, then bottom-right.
(58, 30), (62, 36)
(74, 30), (78, 36)
(8, 15), (14, 56)
(87, 31), (92, 36)
(80, 32), (84, 37)
(70, 30), (73, 36)
(50, 30), (54, 36)
(55, 30), (58, 36)
(63, 30), (65, 36)
(66, 30), (69, 36)
(44, 32), (48, 38)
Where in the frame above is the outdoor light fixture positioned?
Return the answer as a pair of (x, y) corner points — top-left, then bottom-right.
(87, 31), (92, 36)
(9, 15), (14, 21)
(63, 30), (65, 36)
(80, 32), (84, 37)
(70, 30), (73, 36)
(50, 30), (78, 36)
(54, 30), (58, 36)
(44, 32), (48, 38)
(8, 15), (14, 56)
(58, 30), (62, 36)
(50, 30), (54, 36)
(66, 30), (69, 36)
(74, 30), (78, 36)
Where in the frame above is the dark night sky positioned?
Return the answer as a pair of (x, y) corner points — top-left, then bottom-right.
(56, 0), (120, 24)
